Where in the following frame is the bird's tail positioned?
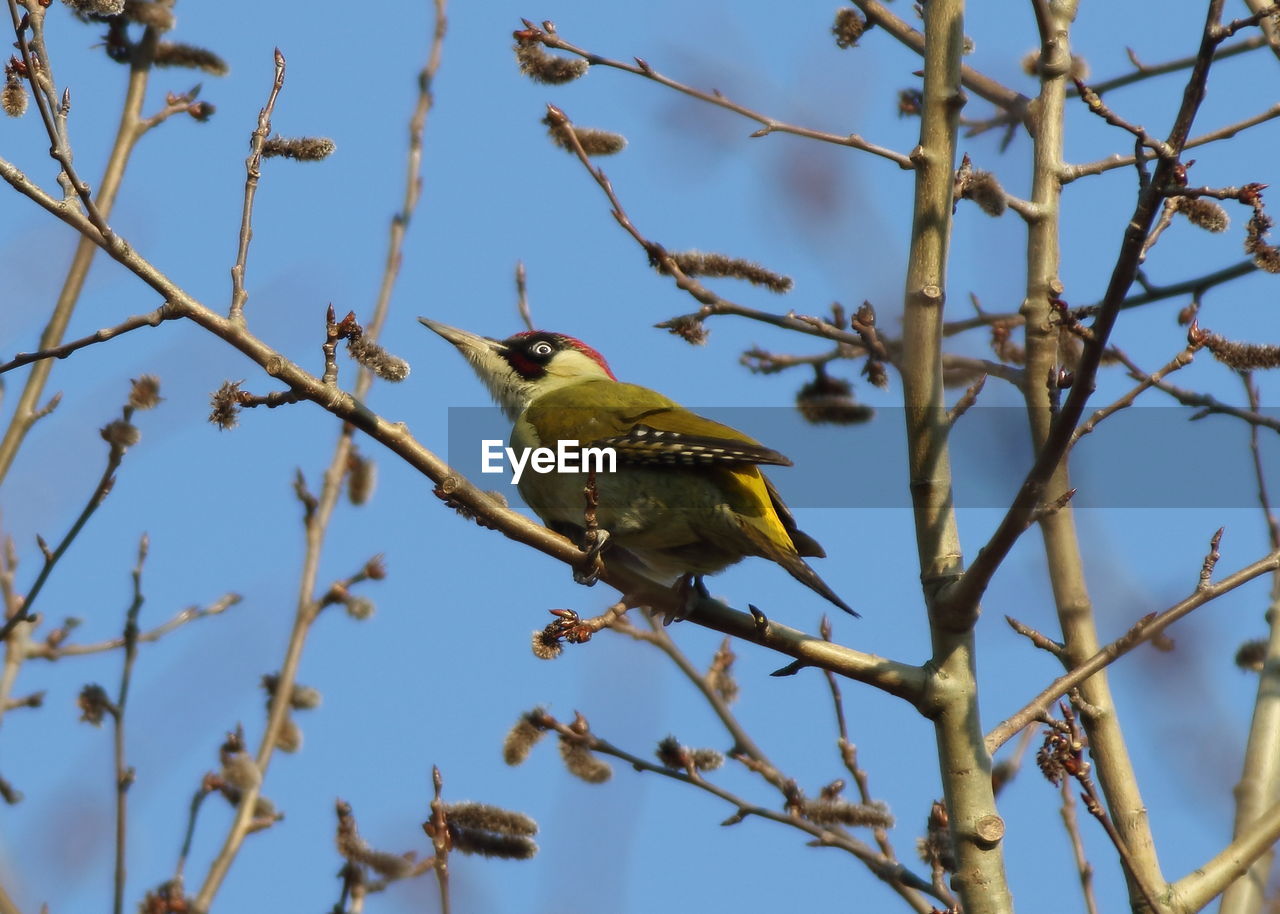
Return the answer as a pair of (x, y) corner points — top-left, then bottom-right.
(775, 551), (858, 617)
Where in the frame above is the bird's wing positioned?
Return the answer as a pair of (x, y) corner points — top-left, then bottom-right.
(531, 381), (792, 467)
(761, 475), (826, 558)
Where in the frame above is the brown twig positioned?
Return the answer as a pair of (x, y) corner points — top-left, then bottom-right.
(0, 414), (130, 641)
(1243, 374), (1280, 552)
(426, 767), (451, 914)
(540, 710), (943, 902)
(174, 779), (216, 882)
(111, 536), (148, 914)
(943, 0), (1234, 622)
(612, 614), (786, 789)
(986, 544), (1280, 752)
(0, 2), (163, 486)
(543, 104), (870, 349)
(1071, 341), (1201, 446)
(515, 261), (534, 330)
(520, 19), (913, 168)
(1049, 702), (1163, 913)
(815, 616), (927, 909)
(1065, 103), (1280, 182)
(1106, 349), (1280, 433)
(26, 593), (240, 661)
(1058, 779), (1101, 914)
(137, 84), (208, 133)
(194, 10), (448, 909)
(942, 259), (1258, 334)
(1005, 615), (1065, 656)
(8, 1), (114, 240)
(1079, 33), (1268, 95)
(946, 375), (987, 425)
(228, 48), (286, 325)
(1199, 528), (1225, 591)
(0, 304), (177, 375)
(1074, 79), (1175, 160)
(851, 0), (1030, 119)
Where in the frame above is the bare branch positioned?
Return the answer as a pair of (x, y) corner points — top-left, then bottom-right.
(0, 4), (163, 486)
(1079, 33), (1269, 95)
(112, 535), (148, 914)
(228, 49), (286, 325)
(535, 709), (943, 901)
(0, 304), (177, 375)
(519, 20), (914, 168)
(1065, 103), (1280, 182)
(944, 0), (1234, 621)
(515, 261), (534, 331)
(26, 594), (241, 661)
(1071, 341), (1201, 446)
(987, 545), (1280, 752)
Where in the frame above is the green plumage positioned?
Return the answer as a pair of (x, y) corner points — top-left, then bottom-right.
(523, 380), (790, 467)
(514, 379), (855, 615)
(417, 318), (855, 616)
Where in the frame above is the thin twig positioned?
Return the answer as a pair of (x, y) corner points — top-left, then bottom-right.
(1054, 702), (1163, 913)
(112, 536), (148, 914)
(1005, 615), (1065, 656)
(816, 617), (927, 910)
(542, 104), (911, 355)
(515, 261), (534, 331)
(0, 304), (177, 375)
(944, 0), (1234, 621)
(1107, 349), (1280, 433)
(7, 1), (114, 241)
(1058, 779), (1101, 914)
(0, 430), (126, 641)
(26, 594), (241, 661)
(1242, 374), (1280, 552)
(175, 781), (215, 880)
(851, 0), (1030, 117)
(427, 767), (451, 914)
(986, 544), (1280, 752)
(1065, 103), (1280, 182)
(228, 49), (286, 325)
(1080, 33), (1268, 95)
(542, 711), (943, 901)
(0, 3), (162, 486)
(522, 20), (913, 168)
(942, 259), (1258, 335)
(194, 8), (448, 907)
(620, 616), (779, 777)
(1071, 341), (1201, 446)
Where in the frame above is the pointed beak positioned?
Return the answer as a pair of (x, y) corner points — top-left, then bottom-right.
(417, 317), (506, 357)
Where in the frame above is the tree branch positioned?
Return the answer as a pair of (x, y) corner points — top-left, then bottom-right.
(520, 20), (913, 168)
(227, 48), (286, 326)
(986, 545), (1280, 752)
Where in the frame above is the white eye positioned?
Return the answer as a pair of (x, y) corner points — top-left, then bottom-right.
(530, 341), (554, 357)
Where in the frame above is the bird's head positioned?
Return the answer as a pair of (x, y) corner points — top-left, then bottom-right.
(419, 318), (616, 417)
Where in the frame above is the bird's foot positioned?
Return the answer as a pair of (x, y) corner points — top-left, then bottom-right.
(573, 528), (610, 586)
(658, 573), (709, 625)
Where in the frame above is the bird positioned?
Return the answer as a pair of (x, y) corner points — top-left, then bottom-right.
(419, 318), (855, 616)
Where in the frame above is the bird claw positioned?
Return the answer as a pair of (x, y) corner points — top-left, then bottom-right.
(656, 573), (709, 625)
(573, 528), (610, 587)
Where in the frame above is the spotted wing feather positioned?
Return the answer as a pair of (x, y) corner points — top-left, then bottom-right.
(598, 423), (792, 468)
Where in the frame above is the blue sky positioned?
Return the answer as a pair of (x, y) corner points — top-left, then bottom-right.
(2, 1), (1278, 912)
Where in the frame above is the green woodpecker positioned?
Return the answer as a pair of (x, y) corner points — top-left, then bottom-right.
(420, 318), (855, 616)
